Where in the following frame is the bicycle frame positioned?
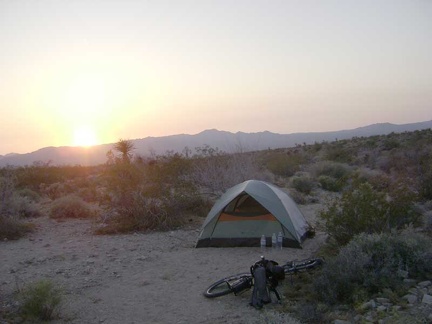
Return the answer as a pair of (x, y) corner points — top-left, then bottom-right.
(203, 256), (324, 300)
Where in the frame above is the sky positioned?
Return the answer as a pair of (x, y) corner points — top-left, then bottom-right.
(0, 0), (431, 155)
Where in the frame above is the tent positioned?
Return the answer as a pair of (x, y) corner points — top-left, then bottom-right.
(196, 180), (309, 248)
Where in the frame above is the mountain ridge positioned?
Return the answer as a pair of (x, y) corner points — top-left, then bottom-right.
(1, 120), (431, 167)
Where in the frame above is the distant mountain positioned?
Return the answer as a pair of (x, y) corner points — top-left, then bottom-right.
(1, 120), (431, 167)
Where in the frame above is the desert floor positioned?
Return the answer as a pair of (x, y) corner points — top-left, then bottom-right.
(1, 203), (325, 324)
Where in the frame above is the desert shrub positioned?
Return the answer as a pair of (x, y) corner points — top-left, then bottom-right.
(49, 195), (96, 219)
(265, 152), (305, 178)
(424, 210), (432, 233)
(310, 160), (351, 180)
(320, 181), (421, 245)
(18, 279), (62, 321)
(191, 148), (268, 194)
(314, 231), (432, 305)
(1, 172), (41, 219)
(39, 182), (75, 200)
(354, 168), (391, 191)
(17, 188), (41, 202)
(287, 188), (308, 205)
(317, 175), (343, 192)
(101, 149), (209, 233)
(324, 142), (354, 163)
(419, 169), (432, 200)
(290, 173), (315, 195)
(0, 215), (33, 240)
(0, 173), (16, 214)
(95, 190), (199, 234)
(382, 137), (400, 150)
(15, 197), (42, 218)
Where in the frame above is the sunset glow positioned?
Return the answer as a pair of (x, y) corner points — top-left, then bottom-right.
(73, 127), (98, 147)
(0, 1), (431, 155)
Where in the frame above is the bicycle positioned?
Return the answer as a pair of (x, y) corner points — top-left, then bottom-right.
(203, 256), (324, 300)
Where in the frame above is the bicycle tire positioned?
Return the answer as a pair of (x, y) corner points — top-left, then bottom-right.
(203, 273), (252, 298)
(283, 257), (324, 274)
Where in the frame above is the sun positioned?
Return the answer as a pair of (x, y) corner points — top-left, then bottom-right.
(73, 127), (98, 147)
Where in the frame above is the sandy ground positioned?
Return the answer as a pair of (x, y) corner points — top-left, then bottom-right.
(0, 204), (325, 324)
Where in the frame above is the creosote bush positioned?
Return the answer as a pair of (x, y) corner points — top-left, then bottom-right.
(18, 279), (62, 321)
(49, 194), (96, 219)
(313, 231), (432, 306)
(320, 181), (421, 245)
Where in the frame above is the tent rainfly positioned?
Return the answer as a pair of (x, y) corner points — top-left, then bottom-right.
(196, 180), (309, 248)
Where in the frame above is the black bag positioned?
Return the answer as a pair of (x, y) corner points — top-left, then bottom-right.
(249, 266), (270, 309)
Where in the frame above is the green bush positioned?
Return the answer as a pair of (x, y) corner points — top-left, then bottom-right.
(311, 161), (351, 180)
(17, 188), (41, 202)
(419, 170), (432, 200)
(49, 195), (96, 219)
(319, 181), (421, 245)
(19, 279), (62, 321)
(291, 174), (315, 194)
(314, 231), (432, 305)
(318, 175), (343, 192)
(265, 152), (306, 178)
(324, 143), (354, 163)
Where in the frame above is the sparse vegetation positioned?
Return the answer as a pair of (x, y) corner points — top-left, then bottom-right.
(1, 129), (432, 323)
(18, 279), (63, 321)
(49, 194), (96, 219)
(313, 230), (432, 305)
(319, 180), (421, 245)
(290, 173), (315, 195)
(0, 171), (38, 239)
(264, 151), (306, 178)
(0, 215), (34, 240)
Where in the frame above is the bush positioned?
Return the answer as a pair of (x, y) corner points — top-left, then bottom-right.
(287, 189), (308, 205)
(419, 170), (432, 200)
(314, 231), (432, 305)
(265, 153), (304, 178)
(310, 161), (351, 180)
(324, 143), (354, 163)
(0, 171), (40, 217)
(49, 195), (96, 219)
(319, 181), (421, 245)
(18, 279), (62, 321)
(318, 175), (343, 192)
(95, 190), (197, 234)
(191, 150), (268, 194)
(17, 188), (41, 202)
(291, 174), (315, 195)
(0, 215), (33, 240)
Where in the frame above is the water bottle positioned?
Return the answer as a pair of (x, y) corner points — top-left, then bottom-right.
(277, 232), (283, 250)
(272, 233), (277, 249)
(260, 235), (266, 252)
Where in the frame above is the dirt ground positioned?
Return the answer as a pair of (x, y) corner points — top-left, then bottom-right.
(0, 204), (325, 324)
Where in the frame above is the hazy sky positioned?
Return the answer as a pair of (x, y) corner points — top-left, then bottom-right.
(1, 0), (431, 154)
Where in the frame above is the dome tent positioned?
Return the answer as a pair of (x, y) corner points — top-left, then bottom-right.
(196, 180), (309, 248)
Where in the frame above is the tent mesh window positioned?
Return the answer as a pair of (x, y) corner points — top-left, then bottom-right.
(222, 194), (272, 218)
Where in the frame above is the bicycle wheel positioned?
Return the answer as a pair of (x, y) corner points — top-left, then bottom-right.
(203, 273), (252, 298)
(283, 257), (324, 274)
